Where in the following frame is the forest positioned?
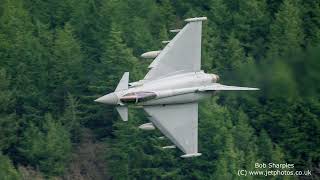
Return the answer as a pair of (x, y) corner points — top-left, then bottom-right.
(0, 0), (319, 179)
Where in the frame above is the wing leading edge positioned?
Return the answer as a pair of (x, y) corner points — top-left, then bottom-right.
(144, 17), (207, 81)
(143, 103), (201, 157)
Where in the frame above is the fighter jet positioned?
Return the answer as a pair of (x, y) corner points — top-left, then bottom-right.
(95, 17), (258, 158)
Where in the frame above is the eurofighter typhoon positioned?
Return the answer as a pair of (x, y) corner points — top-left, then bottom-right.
(95, 17), (258, 158)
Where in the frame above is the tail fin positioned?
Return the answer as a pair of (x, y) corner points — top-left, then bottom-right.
(115, 72), (129, 92)
(116, 106), (128, 121)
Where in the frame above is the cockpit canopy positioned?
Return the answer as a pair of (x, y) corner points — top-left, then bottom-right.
(120, 91), (157, 103)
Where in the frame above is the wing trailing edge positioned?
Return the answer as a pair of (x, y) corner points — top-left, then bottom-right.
(144, 103), (199, 156)
(198, 84), (259, 91)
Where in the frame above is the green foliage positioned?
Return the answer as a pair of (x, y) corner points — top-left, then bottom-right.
(222, 35), (249, 70)
(100, 24), (140, 89)
(60, 93), (81, 143)
(0, 69), (19, 151)
(19, 114), (72, 176)
(0, 0), (319, 179)
(268, 0), (304, 58)
(301, 0), (320, 46)
(0, 153), (21, 180)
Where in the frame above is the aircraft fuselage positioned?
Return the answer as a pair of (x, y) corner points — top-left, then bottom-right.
(95, 71), (219, 106)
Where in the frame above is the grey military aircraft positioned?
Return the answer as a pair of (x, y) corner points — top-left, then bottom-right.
(95, 17), (258, 158)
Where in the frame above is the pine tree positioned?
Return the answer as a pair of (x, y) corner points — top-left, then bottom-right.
(257, 131), (287, 180)
(158, 0), (176, 28)
(224, 35), (248, 70)
(19, 113), (72, 176)
(82, 23), (141, 138)
(208, 0), (270, 60)
(0, 153), (21, 179)
(70, 0), (109, 62)
(300, 0), (320, 46)
(214, 134), (238, 180)
(0, 69), (19, 152)
(268, 0), (304, 58)
(60, 93), (81, 143)
(48, 23), (84, 113)
(0, 0), (318, 179)
(99, 24), (140, 91)
(0, 0), (52, 122)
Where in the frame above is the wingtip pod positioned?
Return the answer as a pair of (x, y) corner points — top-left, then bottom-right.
(141, 51), (161, 59)
(184, 17), (207, 22)
(162, 145), (176, 149)
(181, 153), (202, 158)
(138, 122), (155, 130)
(169, 29), (181, 33)
(243, 87), (259, 90)
(162, 40), (170, 44)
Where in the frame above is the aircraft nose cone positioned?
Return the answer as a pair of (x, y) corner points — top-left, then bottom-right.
(94, 93), (118, 105)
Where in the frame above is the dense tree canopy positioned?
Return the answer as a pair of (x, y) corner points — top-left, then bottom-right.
(0, 0), (319, 179)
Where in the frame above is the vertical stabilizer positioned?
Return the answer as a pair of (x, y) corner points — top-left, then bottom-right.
(116, 106), (128, 121)
(115, 72), (129, 92)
